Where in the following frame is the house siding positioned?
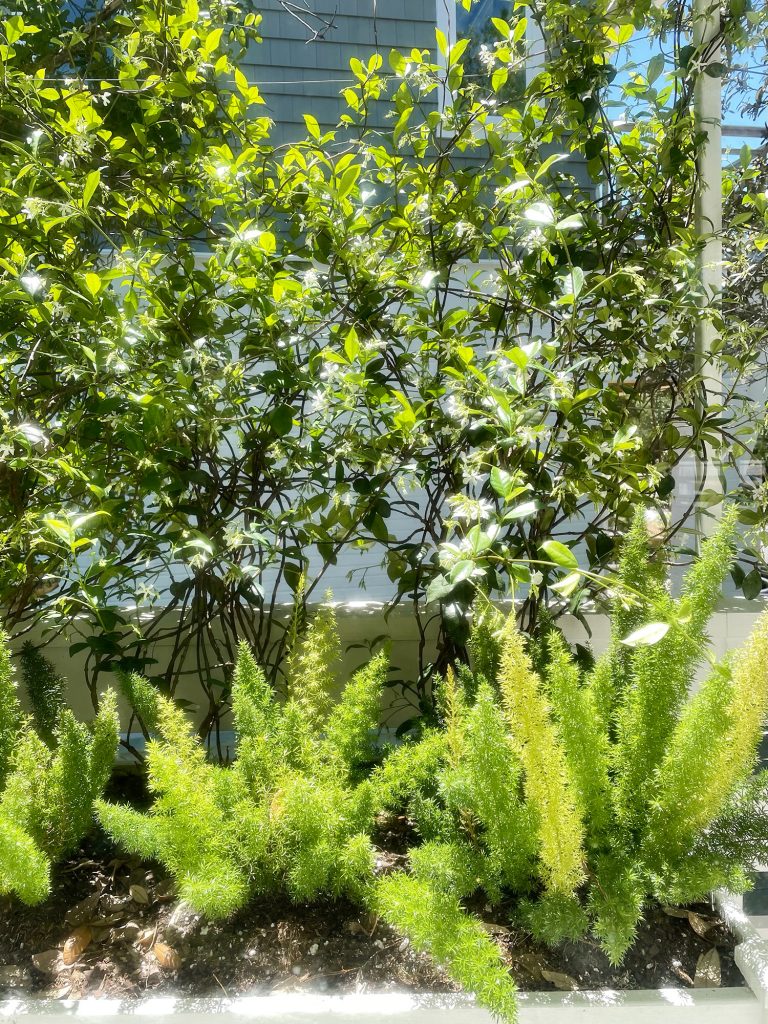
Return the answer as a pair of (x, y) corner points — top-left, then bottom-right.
(242, 0), (436, 143)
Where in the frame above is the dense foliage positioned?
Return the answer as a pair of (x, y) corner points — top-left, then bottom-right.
(0, 637), (118, 904)
(373, 510), (768, 1020)
(97, 603), (386, 917)
(1, 0), (766, 727)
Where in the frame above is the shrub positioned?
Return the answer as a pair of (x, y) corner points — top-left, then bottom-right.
(0, 633), (118, 904)
(97, 605), (387, 918)
(373, 508), (768, 1021)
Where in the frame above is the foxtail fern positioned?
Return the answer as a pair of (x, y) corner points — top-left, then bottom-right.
(374, 508), (768, 1023)
(0, 635), (118, 904)
(98, 609), (387, 918)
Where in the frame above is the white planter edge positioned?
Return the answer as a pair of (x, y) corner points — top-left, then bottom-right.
(1, 891), (766, 1023)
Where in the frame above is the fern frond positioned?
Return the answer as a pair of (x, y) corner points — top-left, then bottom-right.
(613, 516), (736, 829)
(0, 812), (50, 905)
(231, 643), (281, 792)
(0, 632), (20, 785)
(544, 633), (611, 835)
(440, 682), (535, 892)
(497, 616), (586, 895)
(468, 596), (503, 689)
(374, 872), (519, 1024)
(322, 650), (387, 776)
(88, 689), (119, 798)
(588, 508), (666, 732)
(589, 855), (645, 965)
(95, 799), (164, 862)
(287, 597), (340, 734)
(119, 671), (160, 733)
(522, 890), (589, 947)
(370, 730), (447, 811)
(19, 643), (65, 747)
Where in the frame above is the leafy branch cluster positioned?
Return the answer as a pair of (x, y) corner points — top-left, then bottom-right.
(0, 0), (766, 728)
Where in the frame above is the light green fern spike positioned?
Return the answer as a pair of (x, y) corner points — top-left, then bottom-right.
(588, 508), (666, 733)
(88, 689), (120, 798)
(374, 872), (519, 1024)
(0, 729), (53, 846)
(646, 609), (768, 869)
(468, 596), (503, 689)
(118, 672), (160, 733)
(322, 649), (387, 776)
(287, 596), (340, 734)
(370, 729), (447, 811)
(0, 813), (51, 905)
(589, 855), (645, 965)
(497, 615), (586, 895)
(440, 681), (536, 892)
(0, 631), (20, 785)
(231, 642), (281, 793)
(544, 633), (611, 836)
(19, 643), (66, 747)
(613, 511), (738, 829)
(98, 690), (249, 919)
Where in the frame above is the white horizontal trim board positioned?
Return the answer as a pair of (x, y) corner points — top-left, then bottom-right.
(2, 894), (768, 1024)
(0, 988), (761, 1023)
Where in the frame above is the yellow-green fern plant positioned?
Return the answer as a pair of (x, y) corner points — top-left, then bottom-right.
(97, 604), (388, 918)
(0, 635), (118, 905)
(373, 508), (768, 1023)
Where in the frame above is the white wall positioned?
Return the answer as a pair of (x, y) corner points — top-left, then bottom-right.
(11, 598), (768, 734)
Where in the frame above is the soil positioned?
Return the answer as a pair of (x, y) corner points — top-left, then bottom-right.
(0, 784), (745, 1000)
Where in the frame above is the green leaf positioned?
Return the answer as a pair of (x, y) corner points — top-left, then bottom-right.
(450, 559), (477, 583)
(742, 568), (763, 601)
(337, 164), (361, 199)
(269, 405), (293, 437)
(235, 67), (250, 96)
(540, 540), (578, 569)
(550, 572), (581, 598)
(82, 169), (101, 210)
(344, 327), (360, 362)
(555, 214), (584, 232)
(84, 272), (101, 297)
(303, 114), (321, 140)
(426, 574), (455, 604)
(621, 622), (671, 647)
(490, 467), (515, 499)
(647, 53), (665, 84)
(505, 500), (539, 520)
(525, 201), (555, 225)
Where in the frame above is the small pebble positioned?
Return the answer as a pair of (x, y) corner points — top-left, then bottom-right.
(309, 943), (319, 956)
(291, 965), (302, 976)
(398, 938), (410, 952)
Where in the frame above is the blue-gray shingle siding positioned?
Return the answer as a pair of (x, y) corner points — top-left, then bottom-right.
(243, 0), (437, 143)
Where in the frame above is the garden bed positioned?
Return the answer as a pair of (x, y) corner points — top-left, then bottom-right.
(0, 830), (747, 1003)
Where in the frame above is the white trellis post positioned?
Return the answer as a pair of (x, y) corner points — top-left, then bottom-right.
(693, 0), (724, 540)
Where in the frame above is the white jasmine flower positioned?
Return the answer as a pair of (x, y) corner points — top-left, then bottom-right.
(17, 422), (48, 447)
(21, 273), (44, 295)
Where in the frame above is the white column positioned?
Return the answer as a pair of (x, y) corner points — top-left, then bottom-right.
(693, 0), (724, 539)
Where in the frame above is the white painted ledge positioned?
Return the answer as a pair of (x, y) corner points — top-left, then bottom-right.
(2, 892), (766, 1022)
(0, 988), (761, 1023)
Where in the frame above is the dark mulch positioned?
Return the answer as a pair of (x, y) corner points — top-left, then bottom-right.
(0, 788), (745, 999)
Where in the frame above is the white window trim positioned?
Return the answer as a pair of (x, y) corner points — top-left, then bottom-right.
(436, 0), (545, 117)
